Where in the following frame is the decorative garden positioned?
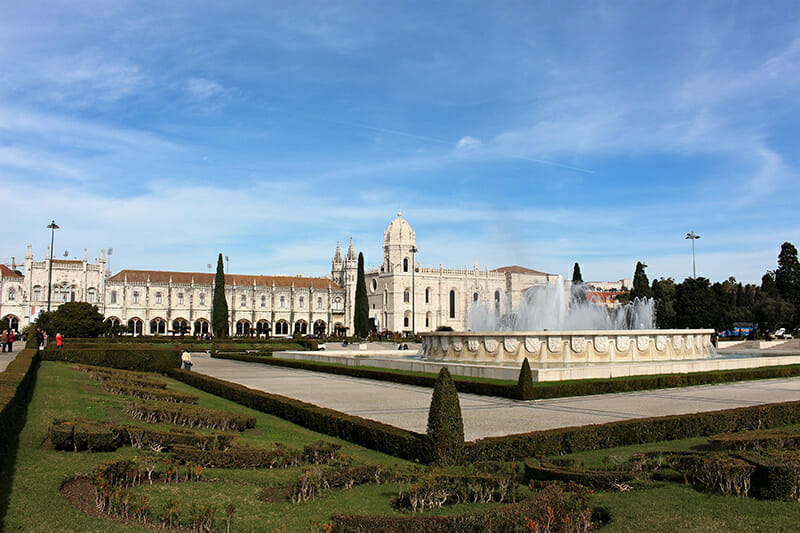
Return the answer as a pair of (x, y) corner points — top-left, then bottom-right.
(1, 338), (799, 531)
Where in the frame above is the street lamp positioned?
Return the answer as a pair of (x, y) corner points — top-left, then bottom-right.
(685, 231), (700, 278)
(409, 245), (418, 334)
(46, 220), (60, 311)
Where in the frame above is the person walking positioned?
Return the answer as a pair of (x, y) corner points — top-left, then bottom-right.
(1, 329), (7, 352)
(7, 330), (14, 352)
(56, 332), (64, 351)
(181, 351), (193, 370)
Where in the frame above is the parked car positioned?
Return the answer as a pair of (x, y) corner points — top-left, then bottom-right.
(775, 328), (794, 339)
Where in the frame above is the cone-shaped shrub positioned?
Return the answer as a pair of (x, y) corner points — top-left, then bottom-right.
(426, 367), (464, 465)
(212, 253), (229, 338)
(517, 358), (534, 400)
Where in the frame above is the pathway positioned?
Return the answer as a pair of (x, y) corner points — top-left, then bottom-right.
(190, 353), (800, 441)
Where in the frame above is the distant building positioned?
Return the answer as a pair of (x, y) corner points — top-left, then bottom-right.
(2, 213), (628, 336)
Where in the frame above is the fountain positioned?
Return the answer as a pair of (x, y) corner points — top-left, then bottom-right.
(421, 278), (714, 365)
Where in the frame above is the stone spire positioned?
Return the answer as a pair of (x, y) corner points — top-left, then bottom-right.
(346, 237), (356, 261)
(334, 241), (342, 263)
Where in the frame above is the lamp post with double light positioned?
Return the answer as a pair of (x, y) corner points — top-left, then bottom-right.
(685, 231), (700, 278)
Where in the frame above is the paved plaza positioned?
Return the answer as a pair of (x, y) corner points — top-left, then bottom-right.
(189, 353), (800, 441)
(0, 342), (24, 372)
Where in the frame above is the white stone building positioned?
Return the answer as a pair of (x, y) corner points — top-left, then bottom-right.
(335, 213), (560, 333)
(3, 213), (600, 337)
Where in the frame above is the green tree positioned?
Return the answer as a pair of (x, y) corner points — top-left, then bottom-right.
(754, 296), (793, 334)
(353, 252), (369, 338)
(675, 277), (717, 328)
(211, 253), (229, 338)
(572, 262), (583, 283)
(426, 367), (464, 465)
(630, 261), (653, 300)
(775, 242), (800, 326)
(651, 277), (677, 329)
(35, 302), (105, 338)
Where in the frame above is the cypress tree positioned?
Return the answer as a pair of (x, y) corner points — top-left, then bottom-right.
(426, 367), (464, 465)
(572, 262), (583, 283)
(517, 358), (534, 400)
(212, 253), (229, 338)
(630, 261), (653, 300)
(353, 251), (369, 338)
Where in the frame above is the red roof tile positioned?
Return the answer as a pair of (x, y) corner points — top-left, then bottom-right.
(108, 269), (341, 289)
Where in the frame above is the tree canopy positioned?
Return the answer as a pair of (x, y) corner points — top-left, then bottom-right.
(35, 302), (106, 338)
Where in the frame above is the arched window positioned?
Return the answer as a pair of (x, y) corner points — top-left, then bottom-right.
(280, 295), (286, 308)
(404, 317), (409, 327)
(110, 290), (117, 304)
(449, 290), (456, 319)
(7, 288), (15, 301)
(473, 292), (479, 302)
(240, 293), (247, 307)
(155, 292), (162, 304)
(299, 296), (305, 308)
(403, 258), (409, 272)
(199, 293), (205, 305)
(317, 297), (323, 309)
(33, 286), (41, 301)
(87, 288), (96, 303)
(178, 293), (184, 305)
(403, 290), (410, 303)
(261, 295), (266, 307)
(495, 290), (501, 313)
(132, 291), (140, 304)
(333, 297), (342, 311)
(425, 287), (430, 303)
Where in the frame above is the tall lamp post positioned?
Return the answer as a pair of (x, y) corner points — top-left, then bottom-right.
(685, 231), (700, 278)
(409, 245), (418, 334)
(46, 220), (60, 311)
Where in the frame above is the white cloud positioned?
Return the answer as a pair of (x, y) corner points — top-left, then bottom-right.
(186, 77), (225, 102)
(456, 136), (481, 150)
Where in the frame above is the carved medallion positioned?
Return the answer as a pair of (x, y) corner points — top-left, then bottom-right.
(593, 336), (609, 352)
(571, 336), (587, 353)
(672, 336), (682, 349)
(656, 335), (667, 351)
(636, 336), (650, 351)
(504, 337), (519, 353)
(525, 337), (542, 354)
(484, 338), (498, 352)
(452, 338), (463, 352)
(467, 339), (480, 352)
(440, 336), (449, 352)
(684, 335), (694, 350)
(616, 336), (631, 351)
(547, 336), (562, 353)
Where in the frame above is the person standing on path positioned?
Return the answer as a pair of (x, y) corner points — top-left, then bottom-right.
(36, 328), (44, 353)
(1, 330), (7, 352)
(56, 332), (64, 351)
(7, 330), (14, 352)
(181, 351), (192, 370)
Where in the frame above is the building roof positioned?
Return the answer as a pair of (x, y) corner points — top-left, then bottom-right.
(0, 265), (21, 278)
(491, 265), (552, 276)
(109, 269), (341, 289)
(52, 259), (83, 265)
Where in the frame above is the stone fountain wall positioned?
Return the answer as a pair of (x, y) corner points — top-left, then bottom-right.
(421, 330), (715, 364)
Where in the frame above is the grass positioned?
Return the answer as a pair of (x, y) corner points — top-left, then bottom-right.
(0, 361), (489, 532)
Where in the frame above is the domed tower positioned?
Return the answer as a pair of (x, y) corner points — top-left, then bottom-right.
(383, 212), (416, 273)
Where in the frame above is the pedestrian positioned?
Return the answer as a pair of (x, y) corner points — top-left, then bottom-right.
(7, 330), (14, 352)
(0, 329), (7, 352)
(181, 350), (193, 370)
(56, 332), (64, 350)
(36, 328), (44, 353)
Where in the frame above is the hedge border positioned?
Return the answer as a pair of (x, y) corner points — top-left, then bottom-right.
(212, 352), (800, 401)
(0, 349), (40, 455)
(41, 347), (180, 373)
(167, 368), (427, 461)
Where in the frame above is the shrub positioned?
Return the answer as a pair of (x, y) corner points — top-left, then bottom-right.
(396, 471), (517, 511)
(125, 400), (256, 431)
(426, 368), (464, 465)
(103, 380), (198, 404)
(0, 349), (39, 457)
(745, 450), (800, 500)
(291, 465), (387, 503)
(673, 453), (755, 496)
(41, 347), (180, 373)
(524, 458), (642, 490)
(516, 358), (534, 400)
(709, 427), (800, 451)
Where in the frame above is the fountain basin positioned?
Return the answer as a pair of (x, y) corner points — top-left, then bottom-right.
(421, 329), (715, 364)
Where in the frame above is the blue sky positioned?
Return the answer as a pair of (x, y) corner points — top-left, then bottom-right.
(1, 1), (798, 284)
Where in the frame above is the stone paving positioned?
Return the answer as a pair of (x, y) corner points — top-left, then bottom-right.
(190, 353), (800, 441)
(0, 342), (25, 372)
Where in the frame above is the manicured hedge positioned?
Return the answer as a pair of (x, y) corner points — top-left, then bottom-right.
(745, 450), (800, 500)
(168, 368), (427, 461)
(709, 427), (800, 451)
(1, 349), (40, 456)
(464, 400), (800, 462)
(103, 380), (198, 404)
(524, 458), (640, 490)
(41, 346), (181, 373)
(125, 400), (256, 431)
(171, 440), (340, 469)
(212, 352), (800, 401)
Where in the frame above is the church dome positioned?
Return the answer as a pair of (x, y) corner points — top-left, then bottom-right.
(384, 211), (415, 245)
